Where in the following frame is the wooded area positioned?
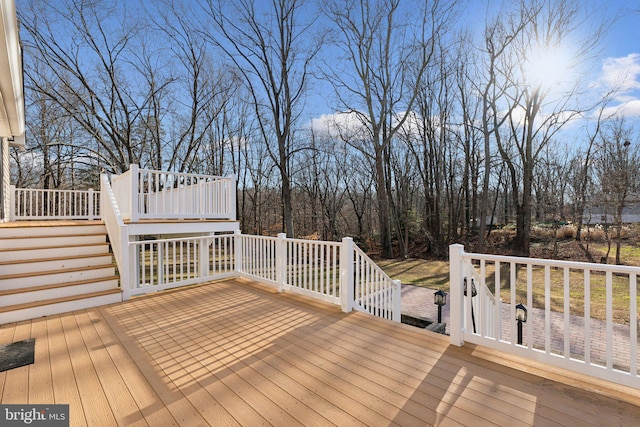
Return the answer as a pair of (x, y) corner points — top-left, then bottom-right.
(11, 0), (640, 258)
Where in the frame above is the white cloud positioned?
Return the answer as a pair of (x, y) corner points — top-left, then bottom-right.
(310, 110), (433, 141)
(594, 53), (640, 119)
(310, 112), (368, 138)
(601, 99), (640, 118)
(600, 53), (640, 93)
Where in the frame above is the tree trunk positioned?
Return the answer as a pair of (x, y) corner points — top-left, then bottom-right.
(375, 147), (393, 258)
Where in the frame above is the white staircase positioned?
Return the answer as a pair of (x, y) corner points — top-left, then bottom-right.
(0, 221), (122, 324)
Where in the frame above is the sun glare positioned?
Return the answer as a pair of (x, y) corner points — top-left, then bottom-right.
(524, 45), (574, 91)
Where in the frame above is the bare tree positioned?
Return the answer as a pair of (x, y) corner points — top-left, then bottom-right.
(455, 39), (483, 246)
(341, 151), (376, 248)
(569, 94), (617, 243)
(152, 1), (236, 174)
(594, 119), (640, 264)
(481, 0), (607, 255)
(19, 0), (157, 173)
(403, 42), (462, 257)
(473, 5), (532, 251)
(200, 0), (321, 237)
(325, 0), (457, 257)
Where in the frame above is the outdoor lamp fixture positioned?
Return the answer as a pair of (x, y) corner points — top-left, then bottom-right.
(515, 302), (528, 345)
(434, 290), (447, 323)
(463, 278), (478, 298)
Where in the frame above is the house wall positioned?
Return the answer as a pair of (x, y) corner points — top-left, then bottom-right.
(1, 137), (8, 222)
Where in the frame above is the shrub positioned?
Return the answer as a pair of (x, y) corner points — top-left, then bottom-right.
(585, 225), (606, 242)
(555, 225), (577, 240)
(531, 226), (554, 241)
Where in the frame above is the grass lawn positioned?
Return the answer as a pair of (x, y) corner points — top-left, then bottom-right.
(377, 256), (639, 325)
(376, 259), (449, 290)
(592, 243), (640, 265)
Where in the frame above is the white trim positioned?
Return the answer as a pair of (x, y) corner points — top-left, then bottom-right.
(0, 0), (25, 139)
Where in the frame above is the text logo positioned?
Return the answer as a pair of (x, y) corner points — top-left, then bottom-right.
(0, 405), (69, 426)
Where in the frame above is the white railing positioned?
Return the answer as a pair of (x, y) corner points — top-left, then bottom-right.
(236, 233), (343, 305)
(464, 262), (497, 338)
(10, 186), (100, 220)
(128, 234), (235, 297)
(110, 168), (135, 221)
(286, 237), (342, 305)
(10, 165), (234, 223)
(100, 174), (131, 299)
(236, 234), (279, 286)
(122, 231), (401, 322)
(449, 243), (640, 389)
(351, 245), (402, 321)
(111, 164), (236, 222)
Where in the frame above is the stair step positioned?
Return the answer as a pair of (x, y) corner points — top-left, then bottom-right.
(0, 242), (111, 262)
(0, 289), (123, 324)
(0, 220), (121, 324)
(0, 233), (107, 250)
(0, 276), (119, 306)
(0, 253), (114, 275)
(0, 264), (116, 290)
(0, 221), (105, 238)
(0, 275), (120, 296)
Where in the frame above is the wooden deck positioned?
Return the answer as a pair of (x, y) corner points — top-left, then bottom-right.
(1, 278), (639, 426)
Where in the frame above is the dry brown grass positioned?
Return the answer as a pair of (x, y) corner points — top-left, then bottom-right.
(556, 225), (577, 239)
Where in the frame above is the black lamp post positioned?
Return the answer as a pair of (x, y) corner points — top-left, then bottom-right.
(434, 290), (447, 323)
(515, 302), (528, 345)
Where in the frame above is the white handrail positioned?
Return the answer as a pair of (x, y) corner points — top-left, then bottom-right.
(353, 245), (401, 322)
(285, 236), (342, 304)
(236, 233), (343, 305)
(111, 168), (134, 221)
(11, 187), (99, 220)
(463, 259), (496, 338)
(137, 166), (236, 220)
(127, 234), (235, 296)
(100, 173), (130, 300)
(449, 243), (640, 389)
(126, 231), (401, 323)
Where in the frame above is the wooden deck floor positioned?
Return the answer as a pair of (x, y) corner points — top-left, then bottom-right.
(1, 278), (639, 426)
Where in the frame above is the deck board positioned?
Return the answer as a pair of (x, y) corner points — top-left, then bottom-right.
(60, 312), (117, 426)
(27, 317), (54, 404)
(1, 321), (31, 404)
(1, 277), (640, 426)
(46, 315), (84, 425)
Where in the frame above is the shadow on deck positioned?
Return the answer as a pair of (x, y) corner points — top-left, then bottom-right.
(1, 277), (639, 426)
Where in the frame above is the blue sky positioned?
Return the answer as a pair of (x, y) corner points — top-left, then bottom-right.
(602, 1), (640, 58)
(19, 0), (640, 130)
(456, 0), (640, 120)
(307, 0), (640, 130)
(597, 1), (640, 117)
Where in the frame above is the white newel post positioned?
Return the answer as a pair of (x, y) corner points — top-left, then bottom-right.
(276, 233), (287, 292)
(129, 164), (139, 222)
(234, 230), (243, 274)
(449, 244), (465, 346)
(120, 230), (133, 301)
(229, 175), (237, 221)
(88, 189), (95, 220)
(340, 237), (355, 313)
(158, 242), (165, 285)
(9, 185), (15, 221)
(199, 237), (209, 278)
(393, 279), (402, 322)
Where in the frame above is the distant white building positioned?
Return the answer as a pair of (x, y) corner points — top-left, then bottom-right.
(582, 195), (640, 225)
(0, 0), (25, 222)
